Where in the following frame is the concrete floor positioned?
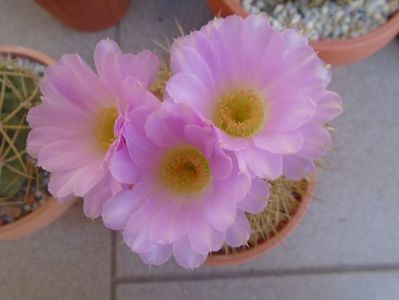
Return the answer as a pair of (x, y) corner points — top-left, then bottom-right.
(0, 0), (399, 299)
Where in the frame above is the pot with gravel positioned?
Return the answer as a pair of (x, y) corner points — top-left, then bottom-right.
(208, 0), (399, 65)
(0, 46), (74, 240)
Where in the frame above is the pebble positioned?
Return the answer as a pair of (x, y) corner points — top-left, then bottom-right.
(240, 0), (399, 40)
(4, 206), (22, 218)
(25, 193), (36, 205)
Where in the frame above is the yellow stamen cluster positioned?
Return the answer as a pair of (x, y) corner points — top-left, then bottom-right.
(213, 90), (266, 137)
(94, 107), (118, 151)
(159, 146), (211, 195)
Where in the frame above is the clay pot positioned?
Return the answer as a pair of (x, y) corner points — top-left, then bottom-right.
(35, 0), (131, 32)
(206, 172), (316, 266)
(0, 45), (74, 240)
(207, 0), (399, 65)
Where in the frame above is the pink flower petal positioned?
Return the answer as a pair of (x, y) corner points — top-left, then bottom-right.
(94, 39), (161, 98)
(123, 213), (155, 253)
(209, 146), (233, 180)
(172, 237), (207, 269)
(238, 178), (269, 214)
(27, 103), (91, 132)
(282, 155), (315, 180)
(203, 184), (238, 231)
(109, 145), (139, 184)
(144, 109), (184, 147)
(127, 142), (158, 171)
(281, 28), (308, 49)
(267, 96), (316, 132)
(244, 145), (283, 179)
(102, 188), (147, 230)
(267, 47), (329, 101)
(312, 90), (343, 124)
(183, 124), (216, 158)
(27, 126), (74, 158)
(49, 162), (107, 198)
(118, 54), (149, 87)
(139, 244), (173, 266)
(171, 46), (216, 94)
(124, 231), (155, 254)
(244, 16), (283, 83)
(55, 54), (111, 110)
(254, 130), (304, 154)
(166, 72), (213, 117)
(187, 212), (225, 255)
(234, 150), (250, 175)
(226, 172), (252, 202)
(216, 129), (248, 151)
(37, 140), (101, 172)
(172, 30), (223, 86)
(225, 211), (251, 247)
(136, 50), (160, 85)
(281, 39), (331, 87)
(94, 39), (122, 95)
(121, 76), (161, 110)
(296, 125), (332, 159)
(83, 174), (119, 218)
(124, 106), (159, 155)
(149, 200), (190, 244)
(204, 15), (244, 85)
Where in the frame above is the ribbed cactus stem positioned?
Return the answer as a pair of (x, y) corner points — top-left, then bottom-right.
(0, 57), (42, 202)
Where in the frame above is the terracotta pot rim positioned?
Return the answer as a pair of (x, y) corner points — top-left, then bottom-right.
(0, 45), (56, 66)
(311, 11), (399, 49)
(205, 172), (316, 266)
(0, 198), (75, 240)
(0, 46), (73, 240)
(213, 0), (399, 48)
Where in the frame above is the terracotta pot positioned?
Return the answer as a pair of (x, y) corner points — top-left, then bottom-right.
(0, 45), (74, 240)
(206, 172), (316, 266)
(207, 0), (399, 65)
(35, 0), (131, 32)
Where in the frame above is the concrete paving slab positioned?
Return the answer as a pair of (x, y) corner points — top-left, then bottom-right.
(0, 203), (111, 300)
(116, 271), (399, 300)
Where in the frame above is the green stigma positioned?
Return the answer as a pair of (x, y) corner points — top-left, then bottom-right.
(94, 107), (118, 151)
(213, 90), (266, 137)
(159, 146), (211, 195)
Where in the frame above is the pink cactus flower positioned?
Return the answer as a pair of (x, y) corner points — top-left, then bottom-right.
(27, 39), (160, 217)
(166, 15), (342, 180)
(103, 101), (270, 268)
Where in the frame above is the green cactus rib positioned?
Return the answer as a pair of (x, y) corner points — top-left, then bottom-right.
(0, 57), (43, 201)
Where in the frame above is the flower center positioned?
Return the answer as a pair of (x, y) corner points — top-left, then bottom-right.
(159, 146), (211, 195)
(94, 107), (118, 151)
(213, 90), (266, 137)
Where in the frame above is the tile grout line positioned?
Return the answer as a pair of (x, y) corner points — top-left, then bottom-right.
(110, 231), (117, 300)
(115, 262), (399, 285)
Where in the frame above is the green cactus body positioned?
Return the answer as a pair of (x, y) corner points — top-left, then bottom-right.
(0, 59), (41, 201)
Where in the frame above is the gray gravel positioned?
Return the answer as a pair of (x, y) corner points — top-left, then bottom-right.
(240, 0), (399, 40)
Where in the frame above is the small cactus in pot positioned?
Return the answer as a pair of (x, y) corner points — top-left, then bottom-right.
(0, 56), (48, 224)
